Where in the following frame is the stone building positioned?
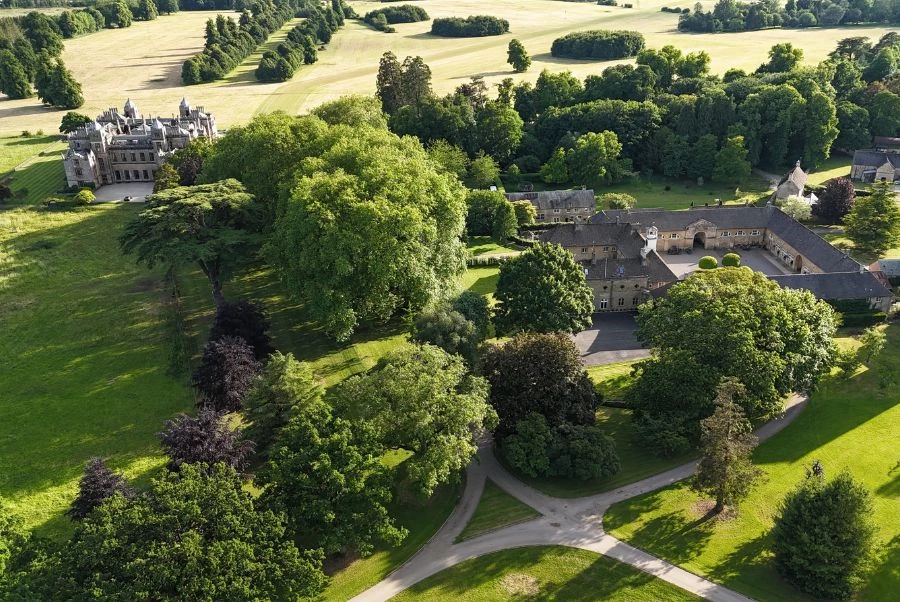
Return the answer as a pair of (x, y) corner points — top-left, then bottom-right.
(504, 189), (596, 224)
(774, 160), (809, 200)
(62, 98), (217, 189)
(538, 206), (893, 312)
(850, 150), (900, 183)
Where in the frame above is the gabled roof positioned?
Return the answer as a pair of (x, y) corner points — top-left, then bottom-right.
(593, 206), (772, 230)
(584, 258), (647, 280)
(765, 209), (860, 273)
(778, 161), (808, 189)
(770, 272), (893, 300)
(852, 150), (900, 168)
(505, 189), (596, 211)
(540, 222), (634, 247)
(873, 136), (900, 148)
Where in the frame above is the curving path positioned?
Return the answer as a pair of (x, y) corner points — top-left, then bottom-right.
(351, 394), (808, 602)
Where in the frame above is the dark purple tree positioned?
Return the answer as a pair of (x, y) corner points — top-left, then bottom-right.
(67, 457), (134, 520)
(159, 408), (254, 471)
(208, 300), (274, 360)
(816, 177), (856, 223)
(192, 335), (262, 411)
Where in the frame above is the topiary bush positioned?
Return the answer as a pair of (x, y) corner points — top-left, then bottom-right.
(74, 188), (95, 205)
(699, 255), (718, 269)
(722, 252), (741, 267)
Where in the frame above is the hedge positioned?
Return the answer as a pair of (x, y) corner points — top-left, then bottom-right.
(431, 15), (509, 37)
(839, 311), (888, 328)
(550, 30), (645, 60)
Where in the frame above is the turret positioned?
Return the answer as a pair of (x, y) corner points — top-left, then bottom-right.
(179, 97), (191, 118)
(123, 98), (138, 119)
(641, 225), (658, 260)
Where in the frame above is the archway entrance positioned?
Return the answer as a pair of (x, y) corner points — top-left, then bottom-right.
(795, 255), (803, 273)
(693, 232), (706, 248)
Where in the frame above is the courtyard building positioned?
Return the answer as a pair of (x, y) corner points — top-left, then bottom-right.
(505, 189), (596, 224)
(62, 98), (217, 189)
(774, 160), (809, 200)
(540, 206), (893, 312)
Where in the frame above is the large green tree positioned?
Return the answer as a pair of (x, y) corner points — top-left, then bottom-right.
(311, 95), (388, 129)
(58, 111), (92, 133)
(260, 402), (406, 556)
(566, 130), (626, 188)
(493, 243), (593, 335)
(244, 352), (322, 460)
(476, 101), (524, 163)
(631, 268), (838, 451)
(0, 51), (32, 99)
(333, 344), (495, 495)
(479, 332), (599, 437)
(712, 135), (751, 184)
(120, 180), (264, 307)
(507, 38), (530, 73)
(691, 379), (761, 514)
(266, 126), (467, 340)
(773, 469), (876, 599)
(29, 464), (325, 600)
(411, 307), (481, 365)
(844, 181), (900, 254)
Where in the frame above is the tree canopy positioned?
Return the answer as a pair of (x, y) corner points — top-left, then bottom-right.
(332, 344), (496, 495)
(266, 125), (467, 340)
(631, 268), (837, 452)
(493, 243), (594, 335)
(845, 181), (900, 254)
(119, 180), (264, 307)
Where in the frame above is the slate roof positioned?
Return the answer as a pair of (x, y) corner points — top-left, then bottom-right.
(584, 258), (647, 280)
(594, 206), (860, 275)
(505, 189), (596, 211)
(540, 222), (646, 257)
(851, 150), (900, 169)
(871, 258), (900, 277)
(769, 272), (893, 300)
(778, 162), (808, 189)
(873, 136), (900, 149)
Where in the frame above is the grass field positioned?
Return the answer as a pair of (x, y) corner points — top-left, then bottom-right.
(805, 154), (853, 186)
(587, 359), (638, 401)
(466, 236), (521, 257)
(3, 3), (898, 135)
(602, 173), (771, 210)
(0, 204), (194, 536)
(391, 545), (701, 601)
(0, 135), (68, 205)
(456, 479), (541, 542)
(605, 325), (900, 602)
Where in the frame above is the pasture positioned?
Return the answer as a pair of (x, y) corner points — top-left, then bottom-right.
(2, 2), (899, 135)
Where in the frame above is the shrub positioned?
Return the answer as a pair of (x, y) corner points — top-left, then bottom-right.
(159, 408), (254, 471)
(451, 291), (491, 337)
(430, 15), (509, 37)
(68, 457), (134, 520)
(698, 255), (718, 269)
(550, 30), (645, 60)
(773, 470), (876, 599)
(599, 192), (636, 209)
(722, 252), (741, 267)
(192, 335), (263, 412)
(73, 188), (95, 205)
(364, 5), (428, 29)
(411, 307), (480, 365)
(839, 311), (888, 328)
(208, 300), (274, 360)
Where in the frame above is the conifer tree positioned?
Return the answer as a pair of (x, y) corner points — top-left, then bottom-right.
(68, 457), (134, 520)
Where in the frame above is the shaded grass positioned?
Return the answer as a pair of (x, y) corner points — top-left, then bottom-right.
(587, 359), (638, 401)
(459, 266), (500, 301)
(605, 325), (900, 601)
(391, 545), (701, 601)
(466, 236), (521, 257)
(456, 479), (540, 542)
(0, 205), (193, 536)
(502, 406), (694, 498)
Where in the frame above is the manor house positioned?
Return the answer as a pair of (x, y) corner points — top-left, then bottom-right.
(540, 206), (893, 312)
(62, 98), (217, 189)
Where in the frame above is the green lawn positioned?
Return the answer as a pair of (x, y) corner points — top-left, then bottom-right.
(390, 545), (701, 601)
(805, 154), (852, 186)
(605, 325), (900, 602)
(466, 236), (521, 257)
(501, 406), (695, 498)
(587, 360), (638, 401)
(1, 134), (68, 205)
(459, 266), (500, 300)
(456, 479), (540, 542)
(600, 174), (771, 211)
(0, 204), (194, 536)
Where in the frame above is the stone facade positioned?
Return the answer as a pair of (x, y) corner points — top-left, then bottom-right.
(63, 98), (217, 189)
(505, 190), (596, 224)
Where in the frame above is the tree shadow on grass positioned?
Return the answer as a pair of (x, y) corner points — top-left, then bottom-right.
(465, 274), (499, 297)
(626, 508), (717, 565)
(860, 535), (900, 600)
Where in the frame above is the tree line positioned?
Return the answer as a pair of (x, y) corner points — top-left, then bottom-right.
(678, 0), (900, 33)
(256, 0), (348, 82)
(181, 0), (298, 85)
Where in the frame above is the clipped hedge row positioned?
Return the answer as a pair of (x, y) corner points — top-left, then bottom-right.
(431, 15), (509, 37)
(839, 311), (888, 328)
(550, 29), (645, 60)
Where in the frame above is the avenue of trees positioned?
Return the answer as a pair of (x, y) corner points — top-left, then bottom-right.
(256, 0), (346, 82)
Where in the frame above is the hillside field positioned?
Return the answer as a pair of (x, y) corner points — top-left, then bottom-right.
(2, 1), (898, 135)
